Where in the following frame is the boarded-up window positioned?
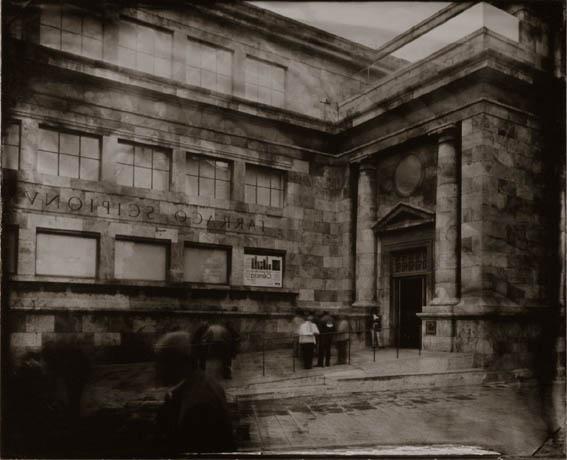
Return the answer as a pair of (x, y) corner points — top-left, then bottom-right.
(184, 245), (229, 284)
(186, 38), (232, 94)
(114, 239), (168, 281)
(2, 122), (20, 170)
(36, 232), (97, 277)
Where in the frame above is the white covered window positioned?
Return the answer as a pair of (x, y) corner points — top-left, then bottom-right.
(40, 4), (103, 60)
(2, 122), (20, 170)
(117, 18), (172, 78)
(115, 141), (170, 191)
(245, 164), (284, 207)
(37, 127), (100, 180)
(36, 231), (98, 277)
(186, 38), (232, 93)
(184, 245), (229, 284)
(114, 239), (168, 281)
(245, 57), (285, 107)
(186, 154), (231, 200)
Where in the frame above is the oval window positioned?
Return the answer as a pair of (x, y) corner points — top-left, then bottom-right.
(394, 155), (422, 197)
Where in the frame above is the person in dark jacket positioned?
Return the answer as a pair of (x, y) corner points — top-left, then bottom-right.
(154, 331), (236, 454)
(317, 311), (336, 367)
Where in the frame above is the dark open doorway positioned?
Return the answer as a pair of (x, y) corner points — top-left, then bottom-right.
(393, 275), (425, 348)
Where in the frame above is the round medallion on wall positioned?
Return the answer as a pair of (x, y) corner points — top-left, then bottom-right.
(394, 155), (423, 197)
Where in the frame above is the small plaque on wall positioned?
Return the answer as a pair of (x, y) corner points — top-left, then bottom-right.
(425, 320), (437, 336)
(243, 253), (283, 288)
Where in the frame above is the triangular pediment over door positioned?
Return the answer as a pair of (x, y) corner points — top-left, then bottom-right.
(372, 203), (435, 233)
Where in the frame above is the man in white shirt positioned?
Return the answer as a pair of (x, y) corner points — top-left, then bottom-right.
(298, 315), (319, 369)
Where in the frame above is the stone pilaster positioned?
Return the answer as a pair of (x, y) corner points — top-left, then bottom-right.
(429, 124), (460, 307)
(353, 160), (377, 309)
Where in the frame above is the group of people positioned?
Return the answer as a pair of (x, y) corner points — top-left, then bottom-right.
(295, 311), (350, 369)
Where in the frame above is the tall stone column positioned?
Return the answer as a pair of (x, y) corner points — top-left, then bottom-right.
(353, 161), (377, 309)
(430, 124), (460, 306)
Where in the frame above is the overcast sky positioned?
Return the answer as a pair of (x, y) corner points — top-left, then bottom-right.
(249, 2), (449, 49)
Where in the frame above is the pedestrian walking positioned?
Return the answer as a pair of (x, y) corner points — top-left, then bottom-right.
(335, 315), (350, 365)
(317, 311), (335, 367)
(154, 331), (236, 454)
(298, 315), (319, 369)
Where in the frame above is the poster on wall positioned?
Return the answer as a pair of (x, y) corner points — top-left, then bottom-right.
(243, 253), (283, 287)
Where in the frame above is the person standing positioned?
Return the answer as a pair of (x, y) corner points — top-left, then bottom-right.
(317, 311), (335, 367)
(298, 316), (319, 369)
(371, 309), (382, 349)
(335, 315), (350, 365)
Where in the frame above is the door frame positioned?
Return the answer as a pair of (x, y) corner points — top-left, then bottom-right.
(392, 273), (427, 349)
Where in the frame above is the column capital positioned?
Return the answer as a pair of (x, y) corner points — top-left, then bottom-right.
(358, 160), (377, 173)
(428, 123), (458, 143)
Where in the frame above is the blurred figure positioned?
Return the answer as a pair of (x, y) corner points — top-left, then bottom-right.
(335, 315), (350, 365)
(370, 308), (381, 348)
(154, 331), (236, 454)
(192, 320), (211, 371)
(298, 315), (319, 369)
(224, 321), (241, 379)
(292, 309), (305, 357)
(203, 323), (236, 380)
(317, 311), (335, 367)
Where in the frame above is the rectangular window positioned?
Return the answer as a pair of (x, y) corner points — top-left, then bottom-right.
(245, 164), (284, 207)
(37, 127), (100, 180)
(2, 122), (20, 170)
(184, 244), (229, 284)
(40, 4), (103, 60)
(186, 38), (232, 94)
(4, 226), (18, 274)
(186, 154), (231, 200)
(114, 239), (168, 281)
(243, 250), (284, 288)
(245, 57), (285, 108)
(117, 17), (172, 78)
(115, 141), (170, 191)
(36, 231), (98, 277)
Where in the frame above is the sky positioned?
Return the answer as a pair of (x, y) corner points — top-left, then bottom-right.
(249, 2), (450, 49)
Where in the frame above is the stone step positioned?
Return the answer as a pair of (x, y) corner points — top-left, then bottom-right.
(229, 368), (533, 402)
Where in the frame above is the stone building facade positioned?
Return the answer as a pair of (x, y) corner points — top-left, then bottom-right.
(2, 2), (565, 372)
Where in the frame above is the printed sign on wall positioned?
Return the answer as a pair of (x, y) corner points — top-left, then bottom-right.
(243, 253), (282, 287)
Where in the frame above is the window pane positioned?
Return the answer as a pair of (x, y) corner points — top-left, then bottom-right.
(134, 166), (152, 189)
(3, 146), (19, 170)
(115, 142), (134, 165)
(257, 187), (270, 206)
(152, 169), (169, 191)
(258, 85), (271, 105)
(115, 163), (133, 186)
(134, 146), (151, 167)
(272, 66), (285, 91)
(61, 9), (82, 33)
(215, 161), (230, 180)
(270, 188), (281, 207)
(215, 180), (230, 200)
(81, 136), (100, 159)
(154, 57), (171, 78)
(60, 132), (80, 155)
(39, 128), (59, 152)
(186, 175), (199, 195)
(36, 233), (97, 277)
(245, 167), (257, 185)
(271, 172), (282, 189)
(217, 75), (231, 94)
(246, 58), (259, 83)
(118, 46), (136, 68)
(136, 52), (154, 73)
(186, 155), (199, 175)
(40, 25), (60, 49)
(83, 16), (102, 38)
(272, 90), (284, 108)
(61, 31), (81, 54)
(184, 246), (228, 284)
(137, 25), (155, 54)
(257, 169), (270, 187)
(59, 153), (79, 178)
(245, 185), (256, 203)
(245, 83), (258, 101)
(80, 158), (99, 180)
(201, 70), (216, 91)
(114, 240), (167, 281)
(201, 45), (217, 71)
(5, 124), (20, 146)
(152, 150), (169, 171)
(200, 159), (215, 178)
(119, 21), (137, 48)
(154, 31), (171, 58)
(217, 49), (232, 75)
(187, 67), (201, 86)
(199, 178), (214, 197)
(258, 62), (271, 87)
(41, 5), (62, 27)
(186, 40), (201, 66)
(83, 36), (103, 60)
(37, 150), (59, 175)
